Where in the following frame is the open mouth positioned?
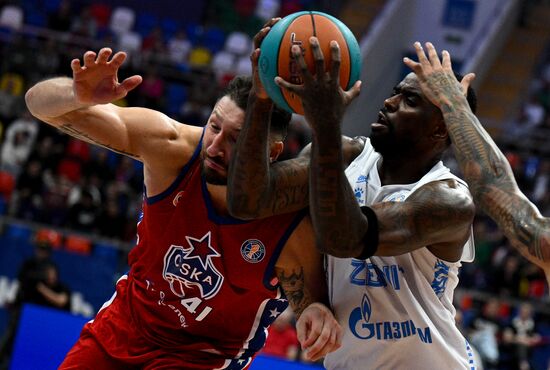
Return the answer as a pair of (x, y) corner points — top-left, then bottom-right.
(205, 157), (226, 172)
(371, 111), (390, 131)
(377, 111), (389, 125)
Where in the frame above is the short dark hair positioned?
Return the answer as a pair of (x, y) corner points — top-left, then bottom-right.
(221, 75), (292, 140)
(453, 72), (477, 114)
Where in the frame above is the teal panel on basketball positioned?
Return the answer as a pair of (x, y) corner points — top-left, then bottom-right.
(258, 12), (305, 113)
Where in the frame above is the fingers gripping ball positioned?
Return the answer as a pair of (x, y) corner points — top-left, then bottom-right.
(259, 11), (361, 114)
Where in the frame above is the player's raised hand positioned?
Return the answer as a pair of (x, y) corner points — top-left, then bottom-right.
(251, 18), (281, 100)
(275, 37), (361, 131)
(403, 42), (475, 110)
(71, 48), (142, 105)
(296, 303), (342, 362)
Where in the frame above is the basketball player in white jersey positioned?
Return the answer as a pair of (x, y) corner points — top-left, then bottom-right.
(404, 41), (550, 289)
(228, 30), (479, 368)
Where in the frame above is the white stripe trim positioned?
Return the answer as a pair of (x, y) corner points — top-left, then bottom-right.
(88, 274), (128, 323)
(214, 289), (283, 369)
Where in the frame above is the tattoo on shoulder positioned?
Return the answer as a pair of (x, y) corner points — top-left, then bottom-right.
(58, 123), (141, 159)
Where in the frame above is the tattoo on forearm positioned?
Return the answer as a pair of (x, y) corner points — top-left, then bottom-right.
(271, 162), (309, 213)
(442, 93), (550, 265)
(228, 99), (272, 216)
(310, 135), (365, 257)
(228, 97), (310, 217)
(278, 267), (308, 315)
(58, 123), (140, 159)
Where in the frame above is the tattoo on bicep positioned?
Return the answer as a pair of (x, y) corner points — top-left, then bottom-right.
(378, 183), (471, 247)
(277, 267), (308, 314)
(58, 123), (141, 159)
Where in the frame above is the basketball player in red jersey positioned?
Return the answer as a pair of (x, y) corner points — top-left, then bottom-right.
(25, 44), (341, 370)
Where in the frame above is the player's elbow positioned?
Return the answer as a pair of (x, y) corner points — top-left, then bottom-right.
(315, 235), (361, 258)
(459, 195), (476, 225)
(25, 87), (40, 118)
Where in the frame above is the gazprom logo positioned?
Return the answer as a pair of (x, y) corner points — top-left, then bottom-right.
(349, 293), (432, 343)
(361, 293), (372, 322)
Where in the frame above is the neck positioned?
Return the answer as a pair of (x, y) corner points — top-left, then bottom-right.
(206, 183), (229, 215)
(379, 155), (440, 185)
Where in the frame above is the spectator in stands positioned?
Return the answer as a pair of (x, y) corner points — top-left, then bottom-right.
(48, 0), (72, 33)
(66, 189), (99, 232)
(136, 68), (165, 111)
(115, 156), (141, 192)
(142, 27), (167, 64)
(492, 254), (522, 297)
(0, 71), (25, 120)
(27, 135), (64, 175)
(523, 94), (545, 129)
(34, 39), (61, 79)
(469, 298), (504, 370)
(503, 303), (541, 370)
(180, 100), (208, 126)
(532, 159), (549, 205)
(40, 174), (72, 226)
(0, 232), (70, 369)
(167, 30), (192, 65)
(0, 110), (39, 177)
(83, 148), (115, 184)
(70, 6), (98, 39)
(96, 199), (126, 239)
(12, 159), (44, 220)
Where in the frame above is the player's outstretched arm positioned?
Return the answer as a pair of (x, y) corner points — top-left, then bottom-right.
(228, 19), (312, 219)
(25, 48), (196, 166)
(275, 217), (341, 361)
(404, 42), (550, 273)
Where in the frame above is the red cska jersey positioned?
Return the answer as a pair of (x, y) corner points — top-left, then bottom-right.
(86, 133), (306, 369)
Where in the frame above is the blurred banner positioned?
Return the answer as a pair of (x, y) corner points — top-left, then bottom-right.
(10, 304), (322, 370)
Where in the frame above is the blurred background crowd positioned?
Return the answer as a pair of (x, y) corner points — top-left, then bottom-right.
(0, 0), (549, 369)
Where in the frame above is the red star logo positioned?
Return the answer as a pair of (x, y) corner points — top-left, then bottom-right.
(183, 231), (220, 269)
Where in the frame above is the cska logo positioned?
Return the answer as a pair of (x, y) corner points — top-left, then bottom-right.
(163, 231), (224, 300)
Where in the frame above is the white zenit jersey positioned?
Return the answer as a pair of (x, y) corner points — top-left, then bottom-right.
(324, 138), (476, 370)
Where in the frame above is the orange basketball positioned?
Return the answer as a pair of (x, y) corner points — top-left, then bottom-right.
(259, 11), (361, 115)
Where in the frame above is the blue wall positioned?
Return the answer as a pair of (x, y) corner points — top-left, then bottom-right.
(10, 304), (322, 370)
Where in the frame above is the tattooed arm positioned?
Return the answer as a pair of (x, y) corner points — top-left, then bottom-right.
(310, 155), (475, 261)
(25, 49), (201, 174)
(276, 217), (341, 361)
(405, 42), (550, 273)
(227, 91), (312, 219)
(228, 109), (363, 220)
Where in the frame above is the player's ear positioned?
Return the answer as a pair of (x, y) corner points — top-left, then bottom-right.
(269, 141), (284, 163)
(431, 120), (448, 142)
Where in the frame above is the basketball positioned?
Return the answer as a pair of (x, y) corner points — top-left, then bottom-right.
(259, 11), (361, 115)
